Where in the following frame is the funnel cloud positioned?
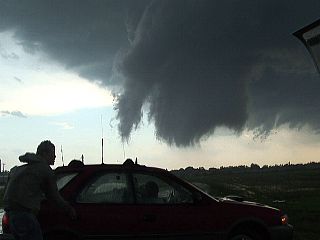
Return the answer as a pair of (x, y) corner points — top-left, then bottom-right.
(1, 0), (320, 146)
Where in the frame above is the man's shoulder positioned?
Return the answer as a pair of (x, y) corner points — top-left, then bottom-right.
(9, 164), (27, 176)
(31, 161), (54, 176)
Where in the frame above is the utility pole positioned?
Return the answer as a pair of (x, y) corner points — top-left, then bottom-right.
(61, 145), (65, 166)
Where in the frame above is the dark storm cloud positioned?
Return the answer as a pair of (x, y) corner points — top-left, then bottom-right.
(0, 0), (130, 84)
(1, 0), (320, 146)
(115, 0), (320, 145)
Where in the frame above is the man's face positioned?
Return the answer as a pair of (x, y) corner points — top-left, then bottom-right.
(45, 146), (56, 165)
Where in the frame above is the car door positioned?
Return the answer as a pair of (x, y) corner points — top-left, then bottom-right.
(71, 170), (139, 239)
(131, 171), (220, 240)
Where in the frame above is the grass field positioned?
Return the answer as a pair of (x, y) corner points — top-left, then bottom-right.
(174, 166), (320, 240)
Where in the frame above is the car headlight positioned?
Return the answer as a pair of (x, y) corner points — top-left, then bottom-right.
(281, 214), (289, 225)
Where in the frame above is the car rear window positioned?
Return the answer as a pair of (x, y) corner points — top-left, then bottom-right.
(56, 172), (78, 190)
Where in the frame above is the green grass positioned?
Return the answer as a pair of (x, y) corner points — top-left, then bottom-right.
(178, 168), (320, 240)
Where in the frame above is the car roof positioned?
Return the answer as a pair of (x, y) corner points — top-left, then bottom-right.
(54, 159), (168, 174)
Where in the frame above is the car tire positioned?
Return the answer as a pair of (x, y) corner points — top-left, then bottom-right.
(229, 230), (264, 240)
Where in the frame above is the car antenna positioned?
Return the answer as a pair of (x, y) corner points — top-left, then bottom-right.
(101, 115), (104, 164)
(61, 145), (65, 166)
(81, 154), (84, 164)
(135, 157), (138, 164)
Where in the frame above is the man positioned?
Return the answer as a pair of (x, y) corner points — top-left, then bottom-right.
(3, 140), (76, 240)
(142, 181), (163, 204)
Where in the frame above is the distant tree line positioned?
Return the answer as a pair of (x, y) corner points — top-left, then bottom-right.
(171, 161), (320, 177)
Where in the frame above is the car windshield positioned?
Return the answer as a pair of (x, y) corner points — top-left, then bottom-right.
(56, 172), (78, 191)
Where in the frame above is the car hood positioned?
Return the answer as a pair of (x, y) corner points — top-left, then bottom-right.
(218, 196), (279, 211)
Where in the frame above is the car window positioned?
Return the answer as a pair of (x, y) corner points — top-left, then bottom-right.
(76, 172), (133, 204)
(56, 172), (78, 191)
(133, 173), (194, 204)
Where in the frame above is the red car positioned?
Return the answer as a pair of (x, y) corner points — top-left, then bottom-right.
(1, 159), (293, 240)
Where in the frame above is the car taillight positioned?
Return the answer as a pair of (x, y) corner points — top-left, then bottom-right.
(2, 213), (10, 233)
(281, 214), (289, 225)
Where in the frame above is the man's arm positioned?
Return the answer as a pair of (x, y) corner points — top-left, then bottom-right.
(43, 170), (76, 219)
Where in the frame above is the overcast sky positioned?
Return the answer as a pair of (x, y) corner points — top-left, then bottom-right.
(1, 0), (320, 170)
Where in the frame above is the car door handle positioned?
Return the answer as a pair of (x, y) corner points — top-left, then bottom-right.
(143, 214), (157, 222)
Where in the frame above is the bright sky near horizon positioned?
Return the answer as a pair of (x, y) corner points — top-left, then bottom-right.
(1, 1), (320, 171)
